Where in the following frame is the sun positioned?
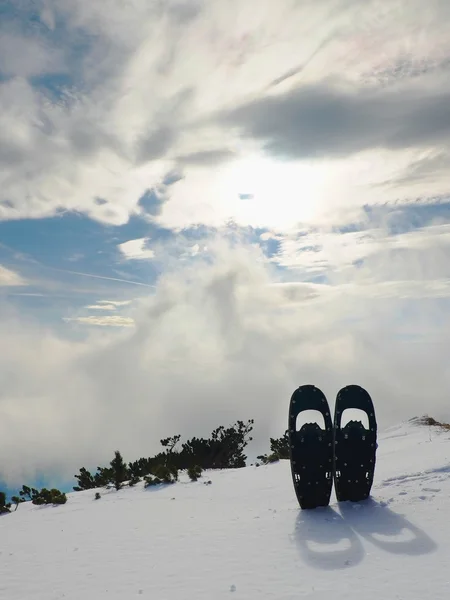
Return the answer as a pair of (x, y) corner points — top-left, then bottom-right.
(154, 151), (338, 231)
(220, 154), (329, 228)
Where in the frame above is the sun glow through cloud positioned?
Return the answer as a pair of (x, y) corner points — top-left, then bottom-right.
(162, 154), (336, 230)
(225, 155), (327, 225)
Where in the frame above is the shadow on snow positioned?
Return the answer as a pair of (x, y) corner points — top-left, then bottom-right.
(293, 506), (365, 570)
(293, 498), (437, 570)
(339, 497), (437, 556)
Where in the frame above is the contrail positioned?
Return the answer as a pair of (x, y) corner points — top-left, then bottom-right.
(45, 267), (156, 288)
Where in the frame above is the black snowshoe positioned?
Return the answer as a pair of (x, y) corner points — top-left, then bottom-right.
(333, 385), (377, 502)
(288, 385), (333, 509)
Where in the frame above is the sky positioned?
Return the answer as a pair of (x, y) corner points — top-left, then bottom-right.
(1, 0), (450, 494)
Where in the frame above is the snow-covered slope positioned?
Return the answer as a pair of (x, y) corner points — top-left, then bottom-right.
(2, 419), (450, 599)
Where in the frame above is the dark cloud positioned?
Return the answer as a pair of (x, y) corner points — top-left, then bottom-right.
(379, 152), (450, 188)
(364, 56), (450, 87)
(166, 0), (203, 25)
(176, 148), (236, 166)
(0, 136), (28, 167)
(268, 33), (334, 89)
(162, 170), (184, 186)
(135, 87), (194, 164)
(220, 78), (450, 159)
(69, 120), (118, 158)
(136, 125), (178, 163)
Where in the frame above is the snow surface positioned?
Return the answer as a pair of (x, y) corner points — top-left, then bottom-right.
(2, 419), (450, 599)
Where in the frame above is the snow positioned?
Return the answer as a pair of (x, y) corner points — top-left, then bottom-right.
(2, 419), (450, 599)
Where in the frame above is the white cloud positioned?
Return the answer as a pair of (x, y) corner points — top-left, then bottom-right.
(2, 0), (450, 489)
(271, 281), (332, 303)
(118, 238), (155, 260)
(272, 221), (450, 277)
(0, 265), (27, 287)
(85, 304), (117, 311)
(97, 300), (132, 306)
(272, 276), (450, 307)
(0, 31), (65, 78)
(64, 315), (134, 327)
(83, 300), (133, 310)
(1, 0), (449, 230)
(2, 238), (450, 487)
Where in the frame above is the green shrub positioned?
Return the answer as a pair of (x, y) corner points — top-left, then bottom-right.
(150, 464), (178, 484)
(0, 491), (11, 514)
(256, 430), (290, 465)
(110, 450), (128, 490)
(73, 467), (97, 491)
(256, 452), (280, 465)
(32, 488), (67, 505)
(143, 475), (163, 487)
(10, 496), (24, 511)
(187, 465), (202, 481)
(128, 474), (141, 487)
(417, 415), (450, 431)
(72, 419), (255, 496)
(19, 485), (39, 501)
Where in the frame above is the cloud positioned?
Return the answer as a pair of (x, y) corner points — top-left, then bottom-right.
(80, 299), (134, 312)
(2, 0), (450, 490)
(176, 148), (236, 167)
(97, 300), (132, 307)
(271, 215), (450, 279)
(2, 236), (450, 488)
(1, 0), (450, 230)
(0, 31), (65, 78)
(84, 304), (117, 311)
(64, 315), (134, 327)
(136, 125), (179, 164)
(118, 238), (155, 260)
(271, 281), (332, 303)
(377, 151), (450, 190)
(0, 265), (27, 286)
(65, 300), (136, 326)
(276, 278), (450, 303)
(220, 75), (450, 160)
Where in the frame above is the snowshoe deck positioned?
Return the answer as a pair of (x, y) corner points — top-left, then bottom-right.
(288, 385), (333, 509)
(333, 385), (377, 502)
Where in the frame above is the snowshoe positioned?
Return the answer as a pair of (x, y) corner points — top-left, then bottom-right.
(333, 385), (377, 502)
(288, 385), (333, 509)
